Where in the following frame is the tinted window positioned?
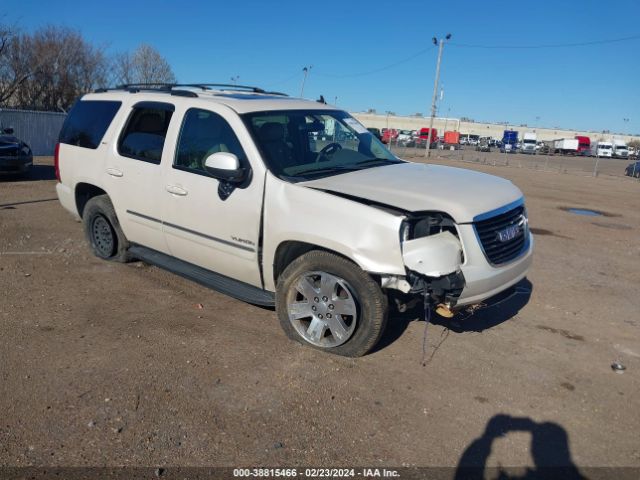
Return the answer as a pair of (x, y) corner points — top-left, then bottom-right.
(118, 105), (173, 164)
(174, 108), (245, 172)
(59, 100), (121, 149)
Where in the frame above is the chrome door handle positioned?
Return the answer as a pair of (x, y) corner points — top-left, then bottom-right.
(166, 185), (188, 196)
(106, 168), (123, 177)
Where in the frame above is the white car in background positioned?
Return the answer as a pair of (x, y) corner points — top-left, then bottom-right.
(55, 83), (533, 357)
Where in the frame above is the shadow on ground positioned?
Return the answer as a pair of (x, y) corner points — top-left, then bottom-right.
(375, 278), (533, 352)
(0, 164), (56, 182)
(454, 414), (585, 479)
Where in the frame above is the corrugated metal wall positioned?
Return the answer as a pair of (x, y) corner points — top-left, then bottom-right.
(0, 109), (67, 156)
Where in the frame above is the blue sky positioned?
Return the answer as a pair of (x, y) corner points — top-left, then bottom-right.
(7, 0), (640, 134)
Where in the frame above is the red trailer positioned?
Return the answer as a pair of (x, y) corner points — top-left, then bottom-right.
(443, 131), (460, 145)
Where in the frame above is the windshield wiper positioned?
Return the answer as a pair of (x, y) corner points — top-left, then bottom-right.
(293, 165), (362, 177)
(353, 158), (402, 167)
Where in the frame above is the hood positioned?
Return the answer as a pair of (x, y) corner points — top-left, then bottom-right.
(299, 162), (523, 223)
(0, 135), (20, 147)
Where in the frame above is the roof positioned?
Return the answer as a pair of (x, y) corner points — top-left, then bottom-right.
(86, 84), (339, 114)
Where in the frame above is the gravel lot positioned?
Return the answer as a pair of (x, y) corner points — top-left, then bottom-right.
(1, 155), (639, 474)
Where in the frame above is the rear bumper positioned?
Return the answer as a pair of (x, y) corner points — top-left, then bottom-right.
(0, 155), (32, 174)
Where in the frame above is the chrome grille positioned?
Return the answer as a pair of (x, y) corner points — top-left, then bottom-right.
(474, 205), (528, 265)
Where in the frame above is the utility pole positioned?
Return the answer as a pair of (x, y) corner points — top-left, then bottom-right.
(300, 66), (312, 97)
(425, 34), (451, 158)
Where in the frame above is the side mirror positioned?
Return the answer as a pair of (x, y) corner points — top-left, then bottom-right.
(204, 152), (245, 183)
(2, 127), (14, 135)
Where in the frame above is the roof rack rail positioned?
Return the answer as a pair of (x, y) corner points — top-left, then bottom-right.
(94, 83), (288, 97)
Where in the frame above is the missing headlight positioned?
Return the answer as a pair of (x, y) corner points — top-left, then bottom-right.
(401, 212), (457, 241)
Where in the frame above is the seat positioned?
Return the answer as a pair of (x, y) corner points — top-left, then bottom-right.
(258, 122), (294, 170)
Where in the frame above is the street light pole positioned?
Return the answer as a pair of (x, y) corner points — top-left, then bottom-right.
(425, 34), (451, 158)
(300, 66), (312, 97)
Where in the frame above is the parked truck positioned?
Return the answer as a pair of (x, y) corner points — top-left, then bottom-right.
(554, 138), (579, 155)
(416, 128), (438, 148)
(501, 130), (518, 153)
(575, 136), (591, 156)
(591, 141), (613, 158)
(521, 132), (537, 154)
(612, 139), (629, 158)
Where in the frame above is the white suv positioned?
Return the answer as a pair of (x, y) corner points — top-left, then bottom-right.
(55, 84), (533, 357)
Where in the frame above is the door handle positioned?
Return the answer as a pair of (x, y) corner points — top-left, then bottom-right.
(166, 185), (188, 196)
(106, 168), (123, 177)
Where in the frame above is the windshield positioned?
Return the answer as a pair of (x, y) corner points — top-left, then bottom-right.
(243, 110), (402, 181)
(523, 139), (536, 144)
(600, 145), (612, 149)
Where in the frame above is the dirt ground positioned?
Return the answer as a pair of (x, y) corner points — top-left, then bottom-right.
(1, 154), (639, 475)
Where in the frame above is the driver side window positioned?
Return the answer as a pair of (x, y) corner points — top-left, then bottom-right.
(174, 108), (245, 174)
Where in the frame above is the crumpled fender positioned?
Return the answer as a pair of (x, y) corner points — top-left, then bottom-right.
(262, 175), (406, 291)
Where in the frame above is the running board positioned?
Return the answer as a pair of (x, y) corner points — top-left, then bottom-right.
(128, 245), (275, 307)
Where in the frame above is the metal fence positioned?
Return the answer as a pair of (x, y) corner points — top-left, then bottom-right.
(0, 108), (67, 156)
(386, 142), (640, 181)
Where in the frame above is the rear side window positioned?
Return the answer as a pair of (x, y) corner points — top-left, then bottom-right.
(118, 102), (174, 164)
(59, 100), (121, 149)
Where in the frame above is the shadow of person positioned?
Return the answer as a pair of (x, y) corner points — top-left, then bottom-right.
(455, 414), (585, 480)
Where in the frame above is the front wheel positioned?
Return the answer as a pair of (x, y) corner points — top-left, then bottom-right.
(276, 251), (387, 357)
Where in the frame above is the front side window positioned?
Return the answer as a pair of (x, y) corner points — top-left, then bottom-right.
(118, 103), (174, 164)
(243, 110), (401, 181)
(174, 108), (246, 173)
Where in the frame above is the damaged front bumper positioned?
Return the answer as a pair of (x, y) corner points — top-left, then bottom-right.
(381, 224), (533, 310)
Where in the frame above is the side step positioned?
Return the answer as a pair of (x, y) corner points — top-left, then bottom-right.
(129, 245), (275, 307)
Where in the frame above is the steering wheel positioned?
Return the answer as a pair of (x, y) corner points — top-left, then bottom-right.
(315, 142), (342, 162)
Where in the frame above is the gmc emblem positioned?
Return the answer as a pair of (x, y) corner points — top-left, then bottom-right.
(496, 224), (521, 243)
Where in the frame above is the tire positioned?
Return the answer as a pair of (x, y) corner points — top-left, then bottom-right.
(82, 195), (131, 262)
(276, 250), (387, 357)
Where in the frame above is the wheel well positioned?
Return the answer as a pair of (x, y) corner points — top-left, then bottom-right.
(75, 183), (107, 218)
(273, 241), (361, 285)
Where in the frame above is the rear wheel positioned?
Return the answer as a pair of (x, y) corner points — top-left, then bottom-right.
(82, 195), (131, 262)
(276, 251), (387, 357)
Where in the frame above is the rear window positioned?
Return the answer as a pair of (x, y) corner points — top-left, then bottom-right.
(118, 103), (174, 164)
(59, 100), (121, 149)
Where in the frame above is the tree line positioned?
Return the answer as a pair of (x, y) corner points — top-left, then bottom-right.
(0, 22), (176, 112)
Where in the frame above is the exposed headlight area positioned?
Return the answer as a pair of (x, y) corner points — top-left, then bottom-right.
(400, 212), (458, 242)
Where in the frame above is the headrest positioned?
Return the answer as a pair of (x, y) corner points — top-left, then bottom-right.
(259, 122), (285, 142)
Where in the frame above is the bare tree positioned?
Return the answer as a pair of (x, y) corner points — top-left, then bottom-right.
(112, 44), (176, 85)
(0, 21), (32, 106)
(1, 25), (108, 111)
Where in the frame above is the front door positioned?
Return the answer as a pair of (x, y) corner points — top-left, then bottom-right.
(160, 107), (264, 288)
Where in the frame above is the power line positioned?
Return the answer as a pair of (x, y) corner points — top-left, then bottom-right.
(315, 45), (437, 78)
(450, 33), (640, 49)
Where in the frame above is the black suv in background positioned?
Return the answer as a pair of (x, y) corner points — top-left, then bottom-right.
(0, 127), (33, 176)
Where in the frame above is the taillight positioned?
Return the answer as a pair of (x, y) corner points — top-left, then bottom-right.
(54, 143), (61, 182)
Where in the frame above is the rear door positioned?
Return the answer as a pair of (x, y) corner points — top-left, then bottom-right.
(104, 101), (176, 253)
(159, 106), (265, 287)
